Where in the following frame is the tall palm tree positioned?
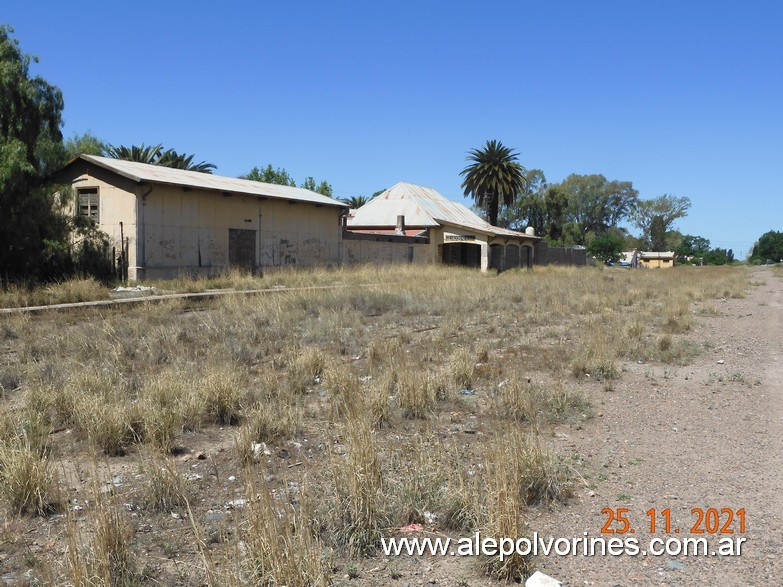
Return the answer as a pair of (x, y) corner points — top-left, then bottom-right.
(460, 139), (527, 227)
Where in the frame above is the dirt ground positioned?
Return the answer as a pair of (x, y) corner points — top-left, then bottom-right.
(529, 267), (783, 586)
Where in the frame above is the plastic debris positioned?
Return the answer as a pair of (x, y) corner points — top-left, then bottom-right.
(399, 523), (424, 533)
(525, 571), (562, 587)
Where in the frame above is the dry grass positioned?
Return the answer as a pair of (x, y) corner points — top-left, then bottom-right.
(0, 277), (109, 309)
(0, 437), (59, 515)
(234, 472), (330, 587)
(65, 483), (137, 587)
(327, 416), (386, 554)
(0, 264), (749, 584)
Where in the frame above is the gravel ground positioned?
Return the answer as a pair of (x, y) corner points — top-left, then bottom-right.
(531, 267), (783, 586)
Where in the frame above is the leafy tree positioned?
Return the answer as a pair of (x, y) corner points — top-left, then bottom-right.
(157, 149), (216, 173)
(556, 174), (638, 243)
(675, 234), (711, 264)
(341, 195), (369, 209)
(300, 176), (333, 197)
(497, 169), (547, 231)
(243, 164), (296, 186)
(497, 171), (638, 245)
(587, 229), (625, 265)
(703, 248), (734, 266)
(64, 131), (106, 159)
(750, 230), (783, 263)
(0, 25), (73, 281)
(649, 215), (667, 251)
(460, 139), (527, 227)
(630, 195), (691, 250)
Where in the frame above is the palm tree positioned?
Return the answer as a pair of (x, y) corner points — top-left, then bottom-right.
(460, 139), (527, 227)
(157, 149), (216, 173)
(104, 144), (216, 173)
(104, 143), (163, 164)
(340, 195), (369, 209)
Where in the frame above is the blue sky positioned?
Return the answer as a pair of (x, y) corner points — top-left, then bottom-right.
(6, 1), (781, 256)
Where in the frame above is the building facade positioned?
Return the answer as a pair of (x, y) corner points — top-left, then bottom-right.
(345, 182), (539, 271)
(55, 155), (348, 280)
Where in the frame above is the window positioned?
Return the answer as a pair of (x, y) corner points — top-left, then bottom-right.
(78, 188), (99, 222)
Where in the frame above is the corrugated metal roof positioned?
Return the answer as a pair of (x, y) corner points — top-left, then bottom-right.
(347, 181), (537, 239)
(78, 155), (348, 208)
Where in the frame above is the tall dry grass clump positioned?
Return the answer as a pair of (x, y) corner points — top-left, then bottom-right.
(232, 473), (329, 587)
(571, 316), (619, 380)
(286, 346), (325, 394)
(481, 431), (534, 582)
(328, 417), (385, 554)
(397, 370), (436, 419)
(366, 371), (395, 428)
(496, 376), (540, 423)
(450, 347), (476, 389)
(323, 363), (361, 420)
(479, 430), (570, 581)
(142, 451), (189, 512)
(65, 487), (136, 587)
(192, 365), (247, 426)
(0, 436), (60, 515)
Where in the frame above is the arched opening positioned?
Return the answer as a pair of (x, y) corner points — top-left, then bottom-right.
(489, 243), (504, 271)
(505, 244), (520, 268)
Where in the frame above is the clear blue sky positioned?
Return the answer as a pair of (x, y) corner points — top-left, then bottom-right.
(6, 1), (781, 256)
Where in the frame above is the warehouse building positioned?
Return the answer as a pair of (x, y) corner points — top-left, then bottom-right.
(55, 155), (348, 280)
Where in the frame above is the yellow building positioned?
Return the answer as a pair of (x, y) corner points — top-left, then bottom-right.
(345, 182), (539, 271)
(638, 251), (675, 268)
(55, 155), (348, 280)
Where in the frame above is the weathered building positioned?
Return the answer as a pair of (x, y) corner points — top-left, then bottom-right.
(55, 155), (348, 279)
(638, 251), (675, 269)
(345, 182), (539, 271)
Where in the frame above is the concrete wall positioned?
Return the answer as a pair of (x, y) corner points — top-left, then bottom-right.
(343, 234), (430, 265)
(534, 241), (587, 266)
(138, 186), (343, 279)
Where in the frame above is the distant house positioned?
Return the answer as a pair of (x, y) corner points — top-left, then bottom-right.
(638, 251), (675, 269)
(54, 155), (348, 280)
(345, 182), (539, 271)
(619, 250), (640, 268)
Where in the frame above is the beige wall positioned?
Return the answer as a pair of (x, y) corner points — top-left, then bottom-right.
(139, 186), (343, 278)
(57, 161), (140, 274)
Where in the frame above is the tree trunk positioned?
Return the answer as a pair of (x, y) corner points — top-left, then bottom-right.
(487, 191), (499, 227)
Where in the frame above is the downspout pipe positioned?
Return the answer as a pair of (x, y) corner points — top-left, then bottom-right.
(138, 183), (153, 279)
